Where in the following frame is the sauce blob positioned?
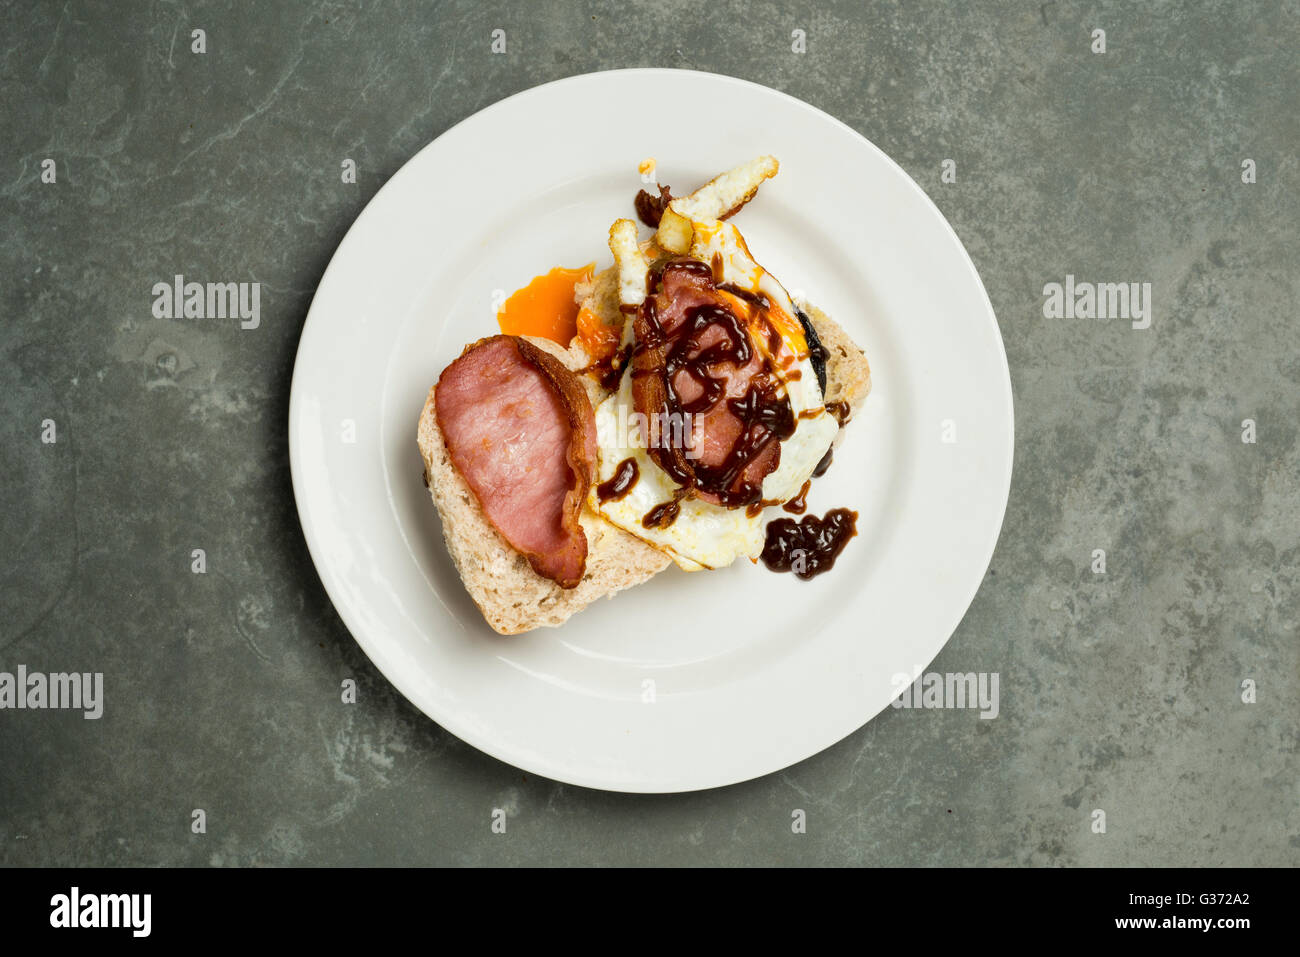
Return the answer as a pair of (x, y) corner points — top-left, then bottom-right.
(597, 458), (639, 503)
(782, 480), (811, 515)
(761, 508), (858, 580)
(812, 448), (833, 477)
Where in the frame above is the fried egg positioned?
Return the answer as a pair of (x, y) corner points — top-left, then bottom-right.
(590, 158), (839, 570)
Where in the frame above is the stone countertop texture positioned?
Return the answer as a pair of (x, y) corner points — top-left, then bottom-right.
(1, 0), (1296, 866)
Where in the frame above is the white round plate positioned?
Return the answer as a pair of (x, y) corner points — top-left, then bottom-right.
(289, 69), (1013, 793)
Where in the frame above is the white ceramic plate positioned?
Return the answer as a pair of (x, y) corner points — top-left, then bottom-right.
(289, 69), (1013, 793)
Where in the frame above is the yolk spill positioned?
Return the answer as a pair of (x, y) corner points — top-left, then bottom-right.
(497, 264), (595, 346)
(575, 303), (621, 365)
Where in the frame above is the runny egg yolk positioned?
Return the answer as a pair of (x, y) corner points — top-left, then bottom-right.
(496, 264), (595, 346)
(575, 302), (621, 365)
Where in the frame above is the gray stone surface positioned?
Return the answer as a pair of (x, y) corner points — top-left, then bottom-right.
(1, 0), (1296, 866)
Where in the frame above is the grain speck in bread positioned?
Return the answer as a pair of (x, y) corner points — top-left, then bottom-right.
(418, 336), (670, 635)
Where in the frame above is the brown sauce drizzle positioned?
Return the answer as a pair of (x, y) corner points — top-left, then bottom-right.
(710, 251), (725, 282)
(783, 480), (811, 514)
(633, 258), (797, 509)
(716, 282), (773, 314)
(642, 490), (687, 530)
(577, 344), (631, 393)
(812, 448), (834, 477)
(761, 509), (858, 580)
(718, 284), (807, 369)
(825, 401), (851, 426)
(796, 305), (829, 393)
(597, 457), (639, 503)
(634, 184), (673, 228)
